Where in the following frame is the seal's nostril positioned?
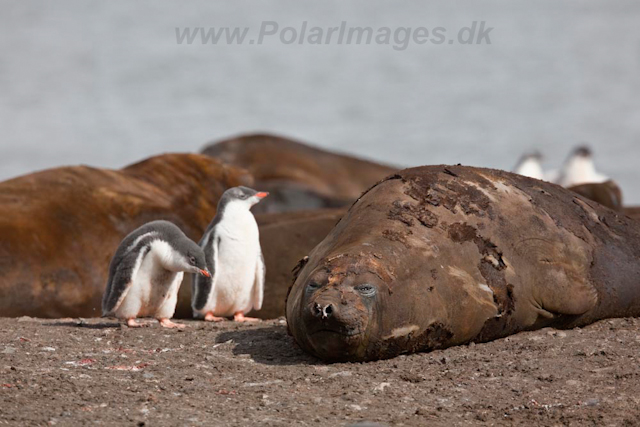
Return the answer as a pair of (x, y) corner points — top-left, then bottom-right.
(313, 302), (335, 319)
(322, 304), (334, 319)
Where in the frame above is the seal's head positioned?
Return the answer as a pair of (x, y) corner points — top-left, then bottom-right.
(287, 253), (391, 362)
(286, 247), (459, 362)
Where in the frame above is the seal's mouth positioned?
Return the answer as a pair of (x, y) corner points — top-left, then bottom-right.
(311, 328), (363, 338)
(305, 327), (369, 362)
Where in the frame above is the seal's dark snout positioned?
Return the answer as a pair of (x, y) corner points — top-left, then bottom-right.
(313, 302), (335, 319)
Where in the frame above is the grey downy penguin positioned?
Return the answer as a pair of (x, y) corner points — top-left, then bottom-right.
(192, 186), (268, 322)
(102, 220), (210, 328)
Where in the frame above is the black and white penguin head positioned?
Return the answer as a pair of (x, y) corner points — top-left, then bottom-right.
(514, 150), (544, 179)
(218, 186), (269, 211)
(520, 150), (543, 162)
(571, 145), (593, 159)
(172, 240), (210, 277)
(149, 223), (210, 276)
(559, 144), (607, 186)
(563, 145), (595, 170)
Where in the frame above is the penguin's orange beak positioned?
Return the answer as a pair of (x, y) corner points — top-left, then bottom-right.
(200, 269), (211, 277)
(256, 192), (269, 199)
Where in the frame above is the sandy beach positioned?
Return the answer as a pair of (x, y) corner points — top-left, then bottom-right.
(1, 316), (639, 426)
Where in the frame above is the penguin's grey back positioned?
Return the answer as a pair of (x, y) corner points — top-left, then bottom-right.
(102, 220), (194, 313)
(108, 221), (188, 272)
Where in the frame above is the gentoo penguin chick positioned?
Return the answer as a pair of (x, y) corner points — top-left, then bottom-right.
(557, 145), (608, 188)
(192, 186), (268, 322)
(102, 220), (210, 328)
(513, 151), (545, 180)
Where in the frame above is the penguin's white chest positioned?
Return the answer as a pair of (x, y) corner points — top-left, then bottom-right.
(516, 159), (544, 180)
(115, 242), (183, 319)
(560, 157), (607, 187)
(208, 213), (261, 316)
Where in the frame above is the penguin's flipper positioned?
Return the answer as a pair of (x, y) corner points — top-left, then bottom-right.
(101, 248), (147, 315)
(252, 250), (266, 311)
(192, 231), (219, 311)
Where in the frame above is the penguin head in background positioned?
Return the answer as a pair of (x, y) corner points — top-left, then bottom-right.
(558, 144), (608, 187)
(219, 186), (269, 210)
(525, 150), (543, 161)
(513, 150), (545, 180)
(561, 145), (596, 172)
(572, 145), (593, 159)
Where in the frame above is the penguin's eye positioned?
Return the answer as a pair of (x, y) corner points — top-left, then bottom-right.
(355, 284), (376, 297)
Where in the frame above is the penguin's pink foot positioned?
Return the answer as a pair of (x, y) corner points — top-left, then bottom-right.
(158, 318), (186, 329)
(204, 312), (226, 322)
(126, 318), (145, 328)
(233, 312), (261, 322)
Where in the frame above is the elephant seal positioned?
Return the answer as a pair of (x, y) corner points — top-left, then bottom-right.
(254, 208), (346, 319)
(0, 154), (252, 318)
(625, 207), (640, 221)
(201, 133), (397, 213)
(286, 165), (640, 362)
(568, 180), (623, 211)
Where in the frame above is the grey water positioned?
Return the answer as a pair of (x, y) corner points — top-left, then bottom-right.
(1, 1), (639, 203)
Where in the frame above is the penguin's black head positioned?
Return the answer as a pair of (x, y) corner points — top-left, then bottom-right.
(219, 186), (269, 209)
(526, 150), (543, 161)
(573, 145), (593, 158)
(515, 150), (543, 166)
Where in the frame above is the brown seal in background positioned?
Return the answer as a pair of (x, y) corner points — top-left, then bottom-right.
(286, 165), (640, 362)
(254, 208), (346, 319)
(568, 180), (623, 211)
(0, 154), (252, 318)
(201, 133), (398, 213)
(625, 207), (640, 221)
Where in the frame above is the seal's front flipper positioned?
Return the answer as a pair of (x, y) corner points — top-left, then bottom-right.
(539, 282), (597, 316)
(531, 258), (599, 320)
(513, 235), (598, 321)
(535, 258), (598, 317)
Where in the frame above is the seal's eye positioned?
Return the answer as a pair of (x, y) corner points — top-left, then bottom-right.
(306, 281), (321, 292)
(355, 284), (376, 297)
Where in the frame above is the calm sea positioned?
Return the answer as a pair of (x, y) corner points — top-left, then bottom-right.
(1, 1), (639, 202)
